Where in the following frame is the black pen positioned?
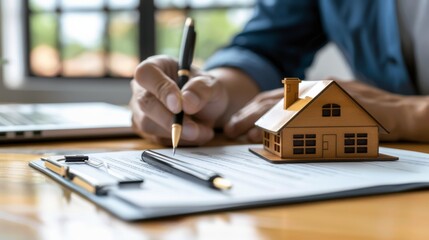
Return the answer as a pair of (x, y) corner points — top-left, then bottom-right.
(171, 17), (196, 154)
(141, 150), (232, 191)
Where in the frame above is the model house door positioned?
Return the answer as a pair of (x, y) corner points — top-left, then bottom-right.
(322, 134), (337, 158)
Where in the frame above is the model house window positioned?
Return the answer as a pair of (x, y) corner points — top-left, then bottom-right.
(293, 134), (316, 154)
(322, 104), (341, 117)
(25, 0), (255, 79)
(344, 133), (368, 153)
(274, 134), (280, 144)
(274, 144), (280, 152)
(274, 133), (280, 153)
(263, 131), (270, 148)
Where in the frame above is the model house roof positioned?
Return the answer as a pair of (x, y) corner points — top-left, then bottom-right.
(255, 80), (389, 134)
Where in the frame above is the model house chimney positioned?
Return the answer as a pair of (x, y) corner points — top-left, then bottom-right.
(282, 78), (301, 109)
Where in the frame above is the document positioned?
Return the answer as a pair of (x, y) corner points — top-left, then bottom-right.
(29, 145), (429, 220)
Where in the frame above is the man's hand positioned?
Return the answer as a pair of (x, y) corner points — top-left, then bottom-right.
(130, 55), (228, 145)
(336, 79), (429, 142)
(223, 88), (284, 142)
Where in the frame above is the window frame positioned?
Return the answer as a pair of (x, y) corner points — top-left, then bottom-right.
(1, 0), (254, 104)
(293, 134), (316, 155)
(322, 103), (341, 117)
(23, 0), (155, 80)
(344, 133), (368, 154)
(263, 131), (270, 148)
(273, 133), (280, 153)
(23, 0), (255, 80)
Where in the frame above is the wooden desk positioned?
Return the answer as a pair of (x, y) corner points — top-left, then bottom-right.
(1, 137), (429, 240)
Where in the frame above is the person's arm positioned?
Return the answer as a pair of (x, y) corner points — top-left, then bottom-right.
(130, 0), (328, 145)
(199, 0), (329, 141)
(338, 80), (429, 142)
(204, 0), (328, 92)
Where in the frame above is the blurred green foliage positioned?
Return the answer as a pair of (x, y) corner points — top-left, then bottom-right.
(29, 6), (247, 65)
(62, 42), (88, 59)
(30, 12), (139, 60)
(193, 9), (242, 61)
(109, 12), (139, 57)
(30, 14), (57, 49)
(156, 9), (244, 63)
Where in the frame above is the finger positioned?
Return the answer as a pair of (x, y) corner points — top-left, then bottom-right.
(224, 88), (283, 138)
(247, 127), (262, 143)
(180, 117), (215, 144)
(130, 79), (176, 133)
(137, 127), (215, 147)
(224, 98), (279, 138)
(140, 118), (215, 146)
(182, 77), (228, 128)
(135, 130), (172, 146)
(135, 89), (176, 131)
(181, 75), (221, 114)
(133, 117), (206, 147)
(131, 77), (215, 145)
(130, 106), (171, 145)
(134, 56), (182, 113)
(129, 86), (171, 138)
(131, 106), (171, 138)
(131, 92), (215, 146)
(131, 118), (162, 140)
(132, 113), (215, 146)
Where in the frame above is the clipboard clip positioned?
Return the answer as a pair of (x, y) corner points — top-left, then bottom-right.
(41, 155), (102, 177)
(42, 155), (144, 195)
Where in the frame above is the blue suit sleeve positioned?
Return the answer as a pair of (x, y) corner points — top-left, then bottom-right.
(204, 0), (328, 91)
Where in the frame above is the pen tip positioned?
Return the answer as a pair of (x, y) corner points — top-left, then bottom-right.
(185, 17), (194, 27)
(171, 123), (182, 153)
(173, 147), (176, 155)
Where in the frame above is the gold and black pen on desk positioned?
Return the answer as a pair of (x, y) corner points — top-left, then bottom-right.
(171, 17), (196, 154)
(141, 150), (232, 191)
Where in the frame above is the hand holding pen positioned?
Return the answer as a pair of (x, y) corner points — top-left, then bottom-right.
(130, 18), (229, 146)
(171, 17), (197, 154)
(130, 17), (261, 147)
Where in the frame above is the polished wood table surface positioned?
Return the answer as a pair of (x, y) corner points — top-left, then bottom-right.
(1, 136), (429, 240)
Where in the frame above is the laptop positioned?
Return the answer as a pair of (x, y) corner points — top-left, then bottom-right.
(0, 102), (135, 142)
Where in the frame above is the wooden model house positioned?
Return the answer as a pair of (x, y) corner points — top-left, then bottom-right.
(250, 78), (397, 163)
